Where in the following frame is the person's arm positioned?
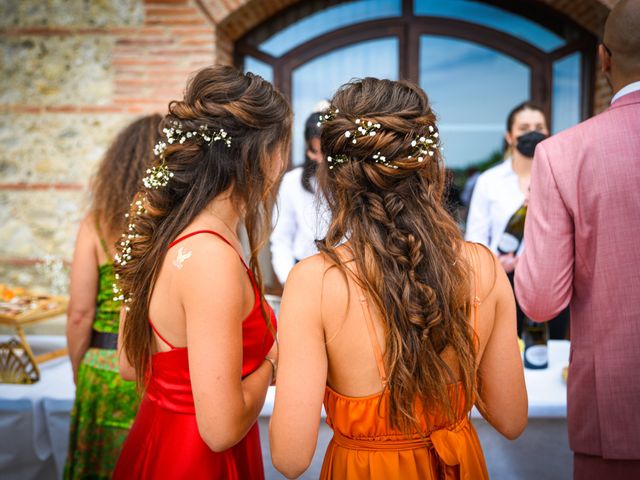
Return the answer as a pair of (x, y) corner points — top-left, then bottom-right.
(270, 176), (299, 284)
(270, 257), (327, 479)
(66, 216), (99, 383)
(515, 143), (574, 321)
(180, 237), (275, 452)
(475, 251), (528, 439)
(117, 308), (136, 381)
(464, 174), (492, 247)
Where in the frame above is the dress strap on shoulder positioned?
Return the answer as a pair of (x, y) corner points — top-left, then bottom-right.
(149, 317), (176, 350)
(335, 250), (388, 388)
(94, 215), (111, 258)
(470, 245), (484, 348)
(354, 282), (388, 388)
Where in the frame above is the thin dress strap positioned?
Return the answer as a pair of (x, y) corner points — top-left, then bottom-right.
(336, 250), (388, 388)
(149, 229), (251, 351)
(94, 216), (111, 259)
(353, 281), (388, 388)
(149, 321), (176, 350)
(472, 261), (481, 349)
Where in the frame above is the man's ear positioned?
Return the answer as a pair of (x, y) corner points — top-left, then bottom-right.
(598, 44), (611, 75)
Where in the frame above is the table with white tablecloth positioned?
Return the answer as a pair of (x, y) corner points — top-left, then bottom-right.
(0, 336), (74, 480)
(0, 336), (571, 480)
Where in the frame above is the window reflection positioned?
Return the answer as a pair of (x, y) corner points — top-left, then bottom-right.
(291, 37), (399, 166)
(259, 0), (401, 57)
(414, 0), (565, 52)
(419, 36), (530, 168)
(552, 53), (581, 133)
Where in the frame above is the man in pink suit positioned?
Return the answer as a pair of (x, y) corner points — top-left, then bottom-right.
(515, 1), (640, 478)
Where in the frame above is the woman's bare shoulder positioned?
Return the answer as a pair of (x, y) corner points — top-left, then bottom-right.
(460, 241), (499, 301)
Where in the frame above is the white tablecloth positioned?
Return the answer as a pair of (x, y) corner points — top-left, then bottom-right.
(0, 336), (74, 480)
(0, 336), (570, 480)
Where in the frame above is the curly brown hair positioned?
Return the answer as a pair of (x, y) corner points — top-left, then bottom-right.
(317, 78), (477, 433)
(115, 66), (292, 387)
(91, 114), (162, 245)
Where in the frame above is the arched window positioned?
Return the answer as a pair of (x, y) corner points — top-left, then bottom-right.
(236, 0), (596, 170)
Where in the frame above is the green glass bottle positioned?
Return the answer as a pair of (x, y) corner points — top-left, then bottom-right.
(523, 317), (549, 369)
(497, 204), (527, 255)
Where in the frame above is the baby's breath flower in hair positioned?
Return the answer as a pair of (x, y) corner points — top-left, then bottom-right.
(113, 197), (146, 306)
(317, 108), (339, 126)
(142, 121), (232, 190)
(408, 125), (440, 163)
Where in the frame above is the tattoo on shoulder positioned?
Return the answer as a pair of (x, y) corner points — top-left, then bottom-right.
(173, 247), (192, 269)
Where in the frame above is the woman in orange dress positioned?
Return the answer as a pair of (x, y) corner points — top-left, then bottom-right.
(270, 78), (527, 479)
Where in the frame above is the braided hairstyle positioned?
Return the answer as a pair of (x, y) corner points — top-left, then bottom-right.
(317, 78), (477, 433)
(116, 66), (292, 388)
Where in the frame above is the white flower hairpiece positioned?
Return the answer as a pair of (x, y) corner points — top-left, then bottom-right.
(112, 197), (147, 305)
(320, 107), (441, 169)
(142, 121), (232, 190)
(408, 125), (440, 163)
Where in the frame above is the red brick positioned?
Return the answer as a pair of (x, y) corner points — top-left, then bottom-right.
(78, 106), (126, 113)
(149, 48), (213, 55)
(8, 105), (44, 113)
(111, 56), (171, 69)
(44, 106), (79, 113)
(0, 183), (83, 190)
(146, 16), (208, 26)
(180, 37), (213, 46)
(145, 0), (188, 4)
(170, 27), (214, 36)
(114, 97), (172, 104)
(145, 6), (200, 17)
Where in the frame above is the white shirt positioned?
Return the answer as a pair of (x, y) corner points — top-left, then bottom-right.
(611, 80), (640, 105)
(270, 167), (330, 284)
(464, 159), (525, 254)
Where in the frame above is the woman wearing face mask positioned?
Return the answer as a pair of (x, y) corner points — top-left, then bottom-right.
(466, 102), (567, 338)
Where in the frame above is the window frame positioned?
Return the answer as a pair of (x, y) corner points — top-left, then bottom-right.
(235, 0), (596, 134)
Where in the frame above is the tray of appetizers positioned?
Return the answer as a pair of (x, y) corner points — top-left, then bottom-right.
(0, 285), (67, 325)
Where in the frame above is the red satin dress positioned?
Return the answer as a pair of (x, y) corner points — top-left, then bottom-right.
(113, 230), (276, 480)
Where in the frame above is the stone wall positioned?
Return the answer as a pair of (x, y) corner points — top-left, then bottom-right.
(1, 0), (614, 295)
(0, 0), (217, 293)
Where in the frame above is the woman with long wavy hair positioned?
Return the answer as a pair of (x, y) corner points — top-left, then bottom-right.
(112, 66), (291, 479)
(65, 114), (160, 479)
(270, 78), (527, 479)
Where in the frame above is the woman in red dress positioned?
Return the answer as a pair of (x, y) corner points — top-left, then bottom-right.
(112, 66), (292, 479)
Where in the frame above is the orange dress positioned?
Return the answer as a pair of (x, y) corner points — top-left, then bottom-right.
(319, 279), (489, 480)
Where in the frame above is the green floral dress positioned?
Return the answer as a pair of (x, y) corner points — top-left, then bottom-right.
(64, 259), (140, 480)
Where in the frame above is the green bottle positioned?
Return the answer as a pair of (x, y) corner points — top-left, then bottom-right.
(498, 204), (527, 255)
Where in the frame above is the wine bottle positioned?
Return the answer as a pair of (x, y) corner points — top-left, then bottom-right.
(523, 317), (549, 369)
(497, 204), (527, 255)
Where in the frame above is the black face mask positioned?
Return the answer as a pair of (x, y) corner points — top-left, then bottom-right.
(515, 131), (547, 158)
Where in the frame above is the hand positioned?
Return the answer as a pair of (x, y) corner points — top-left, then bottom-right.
(498, 253), (517, 274)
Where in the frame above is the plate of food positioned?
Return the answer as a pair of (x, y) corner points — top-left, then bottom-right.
(0, 285), (67, 324)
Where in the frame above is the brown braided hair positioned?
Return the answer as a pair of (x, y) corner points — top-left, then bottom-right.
(317, 78), (477, 433)
(115, 66), (292, 388)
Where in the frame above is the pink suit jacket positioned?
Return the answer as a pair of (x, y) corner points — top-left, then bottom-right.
(516, 90), (640, 459)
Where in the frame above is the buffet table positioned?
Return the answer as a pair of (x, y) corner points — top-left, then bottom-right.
(0, 337), (571, 480)
(0, 336), (73, 480)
